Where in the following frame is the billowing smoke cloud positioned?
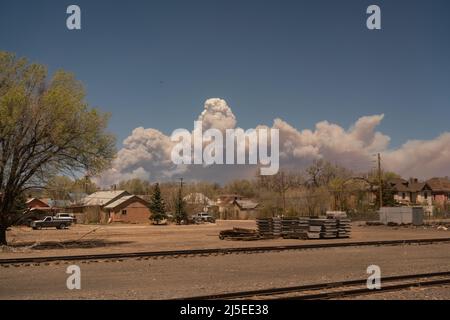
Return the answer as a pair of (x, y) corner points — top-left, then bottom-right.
(383, 133), (450, 178)
(95, 98), (450, 185)
(197, 98), (237, 132)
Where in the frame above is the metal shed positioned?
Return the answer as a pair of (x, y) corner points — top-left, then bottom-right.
(379, 206), (424, 226)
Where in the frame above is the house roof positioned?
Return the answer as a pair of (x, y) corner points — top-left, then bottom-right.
(234, 199), (259, 210)
(103, 195), (148, 210)
(387, 178), (408, 186)
(81, 190), (130, 206)
(392, 183), (410, 192)
(390, 177), (444, 193)
(392, 182), (429, 193)
(426, 177), (450, 192)
(408, 182), (428, 192)
(26, 198), (49, 207)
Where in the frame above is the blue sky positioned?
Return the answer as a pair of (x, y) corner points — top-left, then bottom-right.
(1, 0), (449, 150)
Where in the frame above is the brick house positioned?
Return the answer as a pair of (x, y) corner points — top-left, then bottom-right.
(103, 195), (151, 223)
(389, 177), (450, 206)
(70, 190), (151, 224)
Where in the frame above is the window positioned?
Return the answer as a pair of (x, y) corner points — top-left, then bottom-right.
(424, 192), (428, 200)
(402, 193), (406, 199)
(121, 210), (127, 215)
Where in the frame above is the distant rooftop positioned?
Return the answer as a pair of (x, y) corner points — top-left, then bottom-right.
(81, 190), (129, 206)
(103, 195), (147, 210)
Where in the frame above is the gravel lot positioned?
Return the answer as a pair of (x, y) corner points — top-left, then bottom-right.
(1, 242), (450, 299)
(2, 220), (450, 259)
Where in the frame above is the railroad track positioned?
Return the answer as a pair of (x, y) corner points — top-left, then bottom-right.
(2, 237), (450, 266)
(181, 271), (450, 300)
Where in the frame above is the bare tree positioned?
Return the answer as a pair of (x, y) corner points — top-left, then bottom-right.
(0, 52), (116, 245)
(258, 170), (303, 215)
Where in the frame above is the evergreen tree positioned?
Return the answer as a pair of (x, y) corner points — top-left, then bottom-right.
(149, 183), (167, 224)
(375, 181), (398, 208)
(174, 187), (188, 224)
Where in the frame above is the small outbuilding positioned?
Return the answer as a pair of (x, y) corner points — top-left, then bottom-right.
(379, 206), (424, 226)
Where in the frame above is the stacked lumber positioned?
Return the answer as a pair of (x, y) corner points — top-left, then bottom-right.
(281, 217), (298, 236)
(308, 219), (338, 239)
(321, 219), (338, 238)
(326, 211), (347, 219)
(281, 217), (308, 239)
(337, 218), (351, 238)
(298, 217), (310, 230)
(256, 218), (273, 238)
(326, 211), (351, 238)
(307, 219), (322, 239)
(252, 216), (352, 240)
(272, 217), (282, 237)
(219, 228), (259, 241)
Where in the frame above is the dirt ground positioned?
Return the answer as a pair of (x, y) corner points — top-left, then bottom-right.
(2, 243), (450, 299)
(345, 285), (450, 300)
(2, 220), (450, 259)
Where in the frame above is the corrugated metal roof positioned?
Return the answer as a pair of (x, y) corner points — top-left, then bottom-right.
(235, 199), (259, 209)
(81, 190), (129, 206)
(103, 195), (148, 209)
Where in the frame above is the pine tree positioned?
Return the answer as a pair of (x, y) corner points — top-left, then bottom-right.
(149, 183), (167, 224)
(375, 181), (398, 208)
(174, 187), (188, 224)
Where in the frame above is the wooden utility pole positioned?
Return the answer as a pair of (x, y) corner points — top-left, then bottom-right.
(378, 153), (383, 208)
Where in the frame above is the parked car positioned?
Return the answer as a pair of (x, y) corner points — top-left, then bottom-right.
(54, 213), (77, 224)
(191, 212), (216, 223)
(31, 216), (72, 230)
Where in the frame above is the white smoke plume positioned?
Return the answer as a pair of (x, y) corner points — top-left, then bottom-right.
(95, 98), (450, 185)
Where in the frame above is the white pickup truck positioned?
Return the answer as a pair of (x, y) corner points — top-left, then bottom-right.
(54, 213), (77, 224)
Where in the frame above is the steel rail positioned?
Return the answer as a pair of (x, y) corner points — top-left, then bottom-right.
(2, 237), (450, 265)
(180, 271), (450, 300)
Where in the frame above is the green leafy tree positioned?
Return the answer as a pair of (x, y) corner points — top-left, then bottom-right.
(149, 183), (167, 224)
(0, 52), (116, 245)
(174, 187), (187, 224)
